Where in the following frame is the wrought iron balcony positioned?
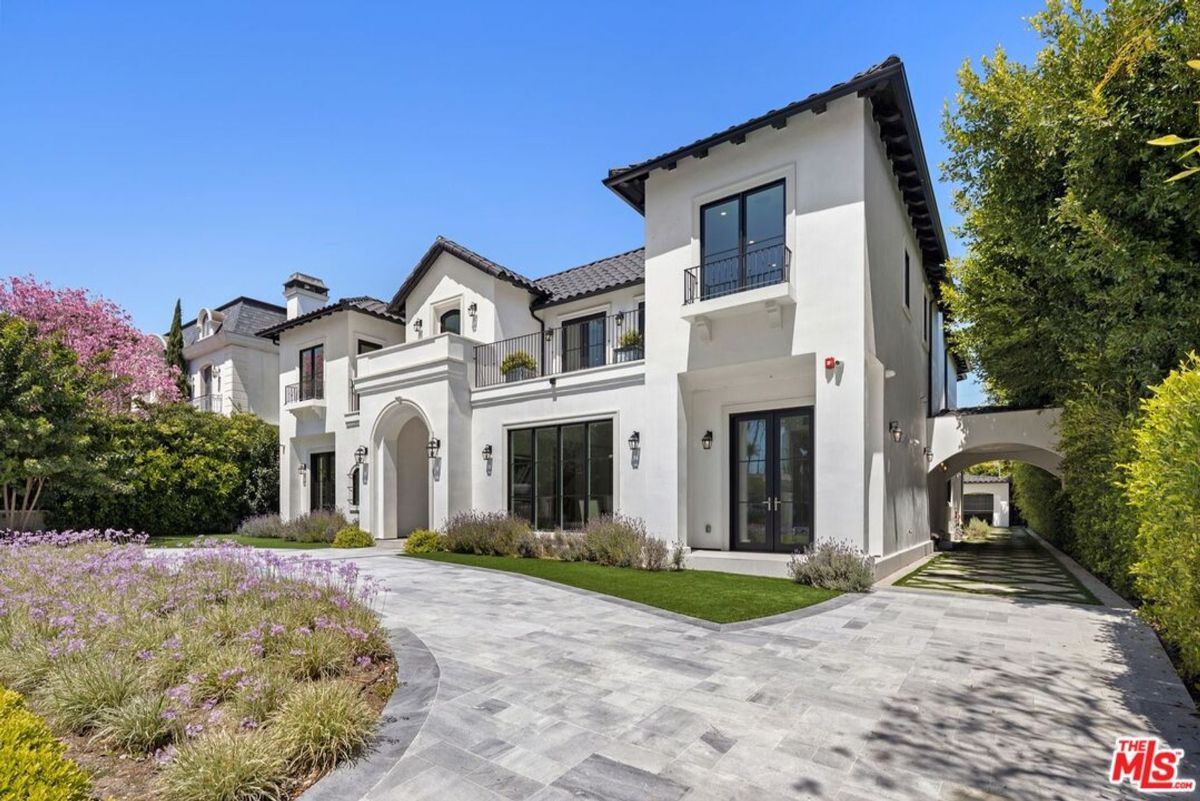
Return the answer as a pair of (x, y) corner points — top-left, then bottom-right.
(189, 394), (222, 413)
(474, 309), (644, 389)
(285, 378), (324, 404)
(684, 239), (791, 304)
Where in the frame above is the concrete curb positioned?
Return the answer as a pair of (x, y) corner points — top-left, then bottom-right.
(298, 626), (440, 801)
(398, 555), (865, 632)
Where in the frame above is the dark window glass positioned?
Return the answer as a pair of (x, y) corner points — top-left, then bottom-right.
(439, 309), (461, 335)
(562, 314), (606, 372)
(507, 420), (613, 530)
(299, 345), (324, 400)
(350, 466), (360, 508)
(904, 250), (911, 308)
(310, 451), (335, 512)
(357, 340), (382, 355)
(700, 181), (785, 300)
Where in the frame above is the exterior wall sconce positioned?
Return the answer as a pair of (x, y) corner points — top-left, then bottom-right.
(889, 421), (903, 443)
(467, 302), (478, 319)
(924, 447), (933, 463)
(482, 444), (492, 462)
(701, 431), (713, 450)
(354, 446), (368, 465)
(426, 437), (441, 460)
(628, 431), (640, 451)
(297, 462), (307, 486)
(413, 319), (423, 336)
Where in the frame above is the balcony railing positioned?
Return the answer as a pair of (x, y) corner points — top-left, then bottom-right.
(474, 309), (644, 389)
(285, 378), (324, 404)
(190, 394), (222, 413)
(684, 239), (791, 304)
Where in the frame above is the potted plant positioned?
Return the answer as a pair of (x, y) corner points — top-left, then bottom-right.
(501, 350), (538, 382)
(614, 329), (644, 362)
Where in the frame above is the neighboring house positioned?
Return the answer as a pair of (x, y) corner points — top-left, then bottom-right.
(181, 296), (286, 423)
(259, 56), (973, 578)
(959, 474), (1011, 527)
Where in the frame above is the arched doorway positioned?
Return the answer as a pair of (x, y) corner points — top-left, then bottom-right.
(370, 401), (431, 539)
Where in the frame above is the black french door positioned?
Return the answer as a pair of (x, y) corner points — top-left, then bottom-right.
(730, 408), (813, 553)
(310, 452), (336, 512)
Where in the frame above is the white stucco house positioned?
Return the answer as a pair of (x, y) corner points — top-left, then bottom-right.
(181, 296), (286, 422)
(258, 56), (978, 578)
(959, 474), (1011, 527)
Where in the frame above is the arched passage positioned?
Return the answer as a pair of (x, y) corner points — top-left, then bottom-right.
(370, 400), (432, 539)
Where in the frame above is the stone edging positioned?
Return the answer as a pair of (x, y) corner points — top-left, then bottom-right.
(1021, 526), (1132, 609)
(298, 626), (439, 801)
(401, 556), (864, 631)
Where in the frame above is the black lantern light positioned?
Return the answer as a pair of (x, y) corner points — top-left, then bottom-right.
(426, 437), (441, 460)
(627, 431), (640, 451)
(889, 421), (903, 443)
(701, 431), (713, 450)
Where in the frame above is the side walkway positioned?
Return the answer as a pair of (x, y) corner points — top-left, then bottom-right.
(324, 554), (1199, 801)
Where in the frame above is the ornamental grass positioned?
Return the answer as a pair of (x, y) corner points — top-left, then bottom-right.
(0, 529), (394, 800)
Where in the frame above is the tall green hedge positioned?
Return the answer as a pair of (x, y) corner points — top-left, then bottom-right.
(1010, 463), (1067, 545)
(48, 404), (278, 536)
(1126, 355), (1200, 679)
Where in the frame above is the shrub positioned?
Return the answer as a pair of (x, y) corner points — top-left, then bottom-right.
(282, 509), (350, 543)
(0, 687), (93, 801)
(669, 542), (687, 571)
(545, 531), (587, 561)
(270, 681), (375, 771)
(642, 537), (668, 571)
(94, 692), (179, 754)
(442, 511), (530, 556)
(1011, 464), (1066, 542)
(47, 404), (279, 537)
(583, 514), (647, 567)
(1126, 355), (1200, 679)
(500, 350), (537, 375)
(964, 517), (991, 540)
(37, 655), (142, 733)
(332, 527), (373, 549)
(157, 730), (287, 801)
(404, 529), (443, 554)
(788, 542), (874, 592)
(237, 514), (285, 539)
(618, 329), (643, 349)
(515, 530), (543, 558)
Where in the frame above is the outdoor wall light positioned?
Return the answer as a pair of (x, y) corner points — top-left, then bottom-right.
(701, 431), (713, 450)
(467, 302), (478, 318)
(628, 431), (640, 451)
(353, 445), (368, 466)
(426, 437), (441, 460)
(482, 444), (493, 461)
(924, 447), (933, 464)
(414, 319), (423, 335)
(889, 421), (903, 443)
(297, 462), (307, 485)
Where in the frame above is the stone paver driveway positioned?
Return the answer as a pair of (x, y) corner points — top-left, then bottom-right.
(330, 554), (1199, 801)
(895, 527), (1098, 604)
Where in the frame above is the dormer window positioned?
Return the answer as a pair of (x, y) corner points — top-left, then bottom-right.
(439, 308), (461, 335)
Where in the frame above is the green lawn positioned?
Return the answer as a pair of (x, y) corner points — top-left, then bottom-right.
(146, 534), (331, 550)
(404, 552), (840, 623)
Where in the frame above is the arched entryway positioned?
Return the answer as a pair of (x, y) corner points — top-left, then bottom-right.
(370, 400), (432, 539)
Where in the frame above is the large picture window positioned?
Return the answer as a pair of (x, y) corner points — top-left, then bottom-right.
(508, 419), (613, 530)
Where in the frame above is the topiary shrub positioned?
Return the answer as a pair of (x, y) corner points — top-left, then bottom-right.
(788, 542), (874, 592)
(1126, 354), (1200, 681)
(0, 687), (93, 801)
(442, 511), (530, 556)
(283, 509), (350, 543)
(332, 527), (373, 549)
(583, 514), (647, 567)
(404, 529), (444, 554)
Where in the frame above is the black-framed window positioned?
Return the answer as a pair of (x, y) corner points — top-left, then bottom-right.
(923, 294), (929, 341)
(562, 313), (606, 372)
(357, 339), (382, 356)
(904, 250), (911, 309)
(299, 344), (324, 400)
(508, 419), (613, 530)
(700, 180), (786, 300)
(310, 451), (335, 512)
(350, 466), (360, 508)
(439, 309), (461, 335)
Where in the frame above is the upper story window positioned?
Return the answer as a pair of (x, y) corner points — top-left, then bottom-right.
(298, 344), (324, 401)
(698, 181), (786, 301)
(923, 294), (930, 342)
(904, 250), (911, 309)
(439, 308), (461, 335)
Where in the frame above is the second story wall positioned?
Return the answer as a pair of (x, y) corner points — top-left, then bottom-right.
(404, 251), (538, 346)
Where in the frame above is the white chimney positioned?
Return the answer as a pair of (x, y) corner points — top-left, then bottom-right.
(283, 273), (329, 320)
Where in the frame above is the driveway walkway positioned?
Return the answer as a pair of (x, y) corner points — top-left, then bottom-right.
(325, 554), (1198, 801)
(894, 527), (1098, 605)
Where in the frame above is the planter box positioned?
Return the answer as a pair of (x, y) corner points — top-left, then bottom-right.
(503, 366), (536, 383)
(614, 346), (644, 363)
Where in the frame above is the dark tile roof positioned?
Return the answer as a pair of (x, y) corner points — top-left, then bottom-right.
(180, 297), (286, 347)
(533, 248), (644, 307)
(256, 296), (402, 341)
(387, 236), (544, 316)
(602, 56), (949, 277)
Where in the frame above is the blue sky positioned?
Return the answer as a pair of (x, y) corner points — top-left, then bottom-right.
(0, 1), (1052, 405)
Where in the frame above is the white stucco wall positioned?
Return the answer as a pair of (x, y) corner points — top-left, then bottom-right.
(184, 334), (280, 424)
(961, 477), (1011, 527)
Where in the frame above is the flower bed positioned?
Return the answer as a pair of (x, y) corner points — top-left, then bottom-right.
(0, 530), (396, 800)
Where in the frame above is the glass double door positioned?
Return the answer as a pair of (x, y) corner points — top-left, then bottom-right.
(730, 408), (813, 553)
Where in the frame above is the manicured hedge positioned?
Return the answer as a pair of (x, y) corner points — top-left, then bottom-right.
(0, 687), (92, 801)
(47, 403), (279, 536)
(1126, 355), (1200, 680)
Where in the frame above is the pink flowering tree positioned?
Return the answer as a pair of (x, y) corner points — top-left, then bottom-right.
(0, 276), (181, 412)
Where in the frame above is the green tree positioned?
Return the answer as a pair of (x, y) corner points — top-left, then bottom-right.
(1147, 59), (1200, 181)
(0, 314), (96, 529)
(165, 299), (189, 399)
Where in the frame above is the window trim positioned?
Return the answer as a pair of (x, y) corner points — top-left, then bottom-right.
(439, 308), (462, 335)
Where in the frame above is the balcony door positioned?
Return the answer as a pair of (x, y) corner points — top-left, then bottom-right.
(562, 313), (606, 373)
(730, 407), (813, 553)
(299, 344), (324, 401)
(700, 180), (786, 300)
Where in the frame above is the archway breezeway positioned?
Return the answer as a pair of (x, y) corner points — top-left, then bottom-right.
(370, 400), (432, 539)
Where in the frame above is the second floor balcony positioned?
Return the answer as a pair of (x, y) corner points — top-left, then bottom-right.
(684, 238), (791, 305)
(285, 377), (324, 405)
(189, 394), (222, 414)
(474, 309), (644, 389)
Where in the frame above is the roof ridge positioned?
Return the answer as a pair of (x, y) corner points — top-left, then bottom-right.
(535, 246), (645, 282)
